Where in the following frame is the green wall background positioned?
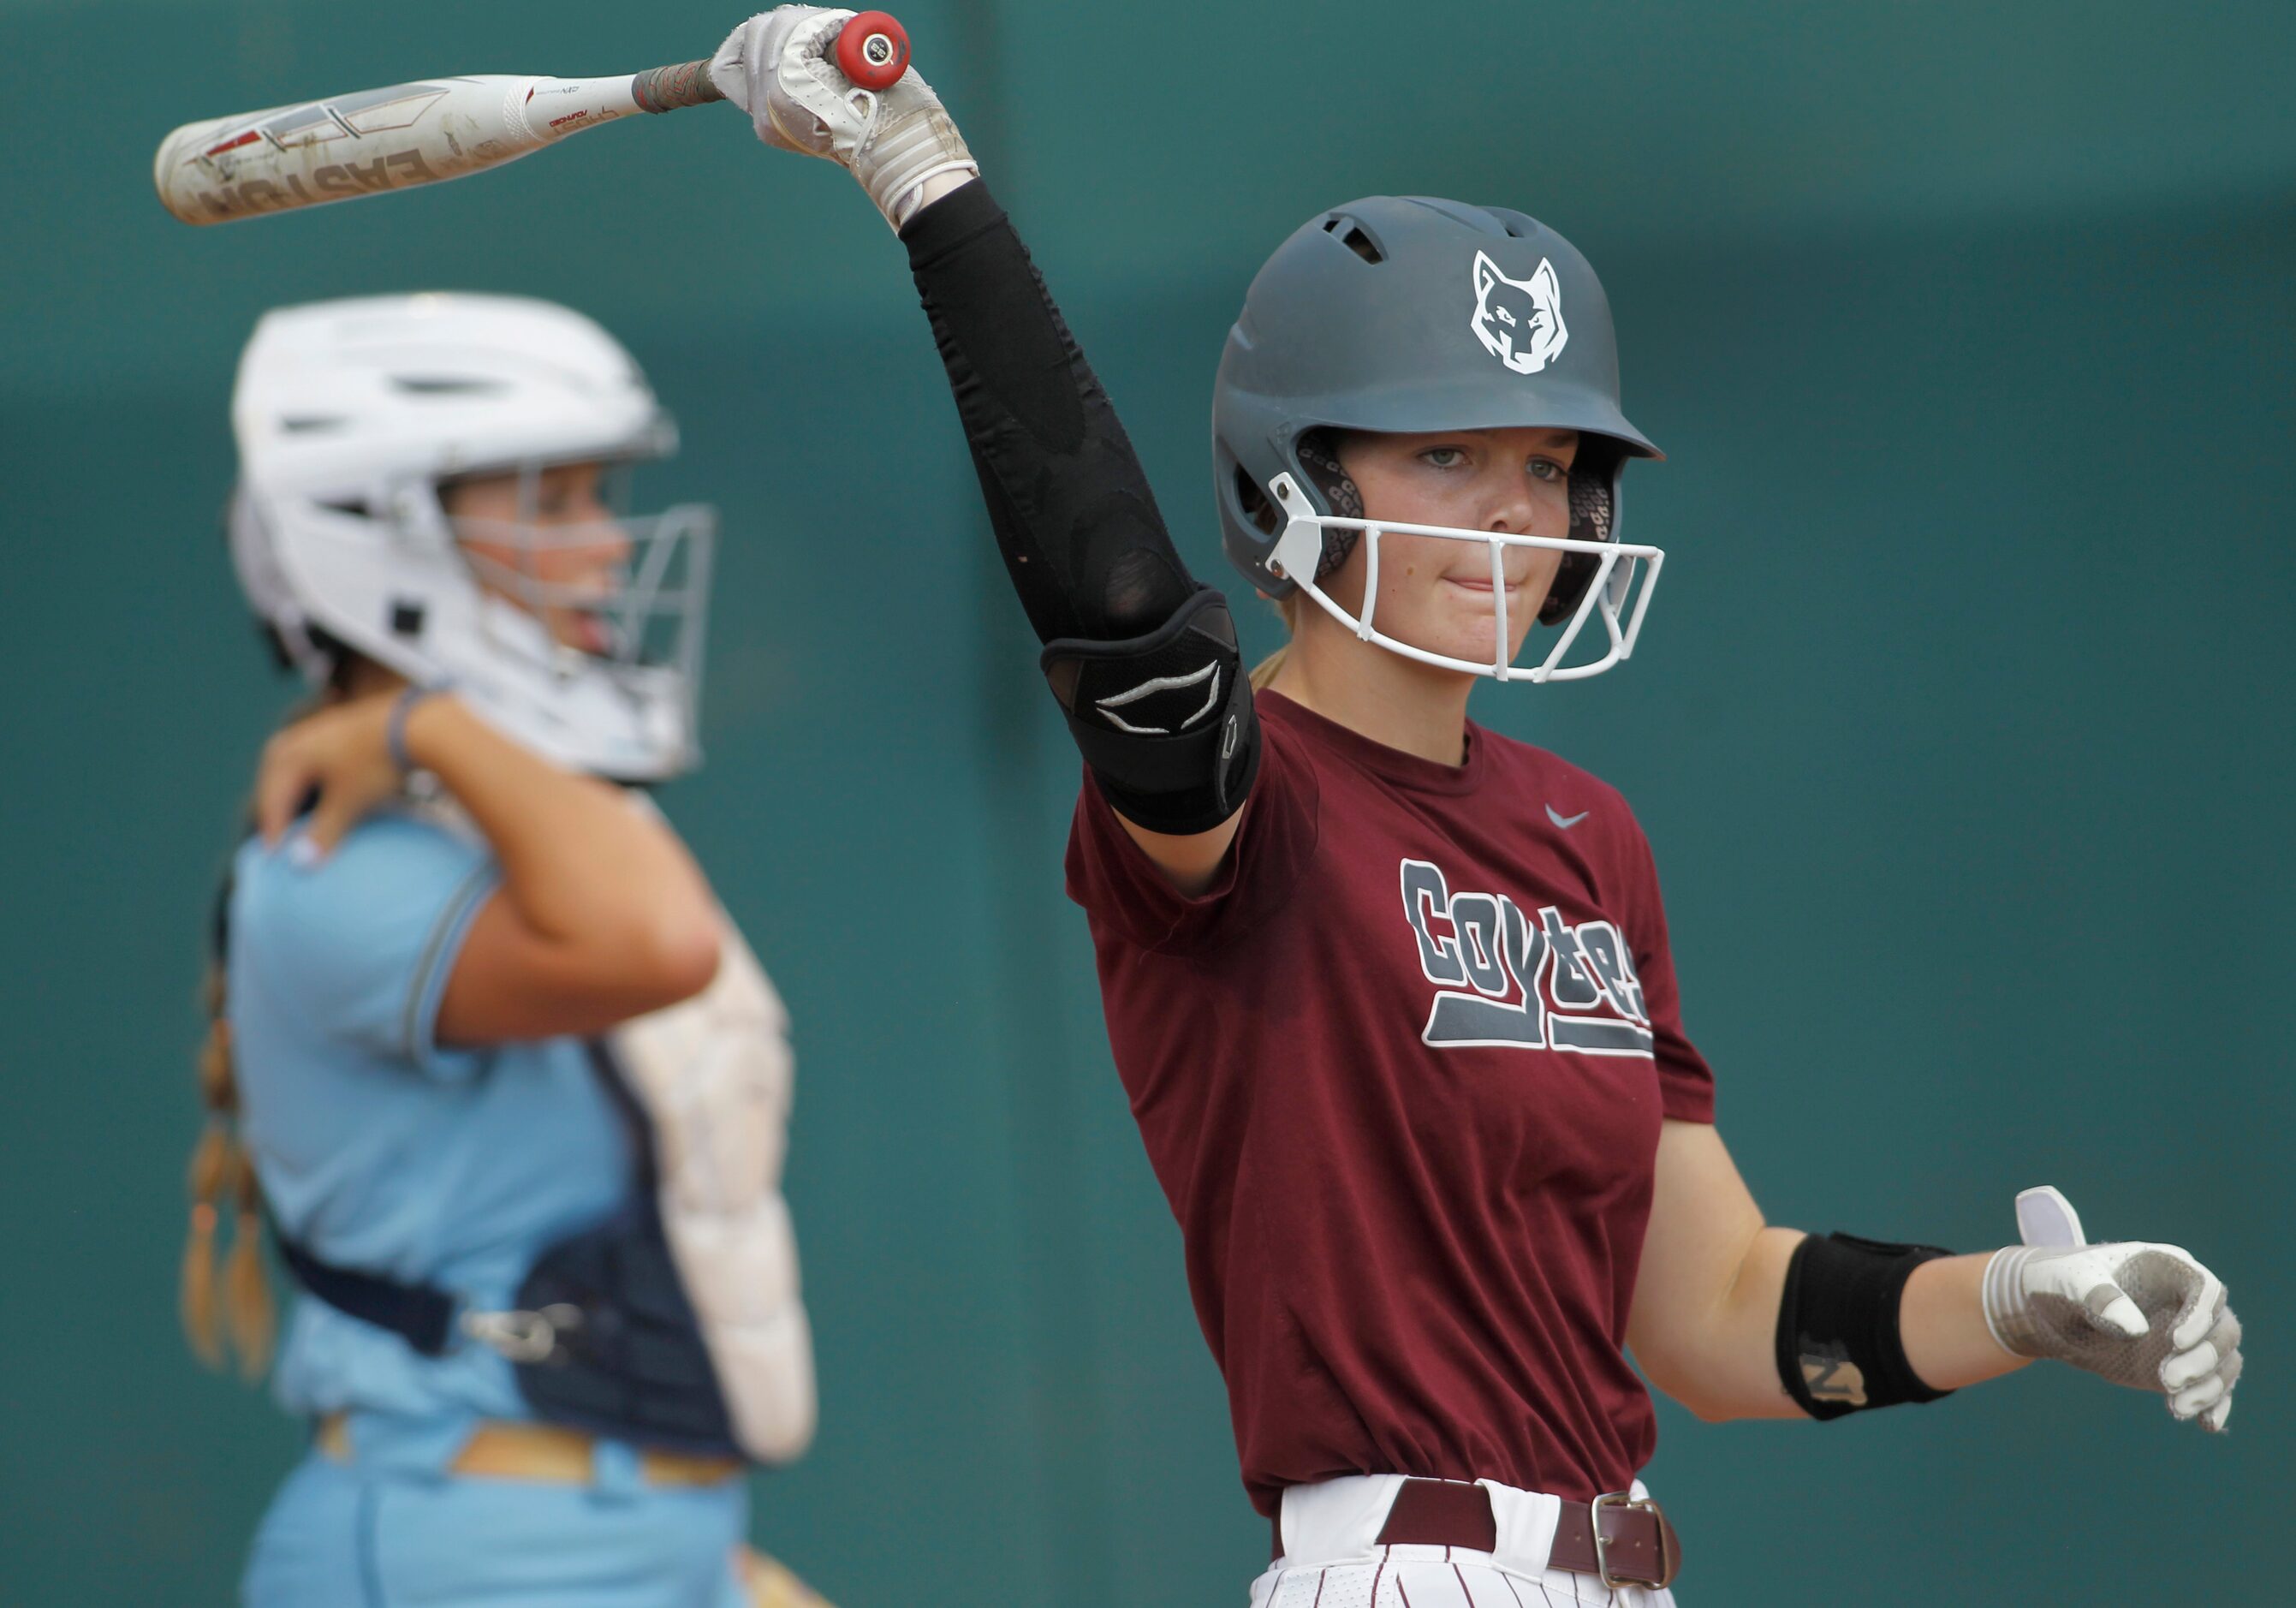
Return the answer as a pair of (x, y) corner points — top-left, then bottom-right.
(3, 2), (2290, 1601)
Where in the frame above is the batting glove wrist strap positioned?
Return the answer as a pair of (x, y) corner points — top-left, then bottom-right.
(1978, 1245), (2046, 1355)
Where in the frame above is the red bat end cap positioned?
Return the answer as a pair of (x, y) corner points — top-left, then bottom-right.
(836, 11), (910, 90)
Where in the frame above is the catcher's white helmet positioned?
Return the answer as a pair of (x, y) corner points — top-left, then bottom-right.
(229, 292), (714, 779)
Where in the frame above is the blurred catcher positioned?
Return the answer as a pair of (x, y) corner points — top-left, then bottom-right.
(184, 291), (832, 1607)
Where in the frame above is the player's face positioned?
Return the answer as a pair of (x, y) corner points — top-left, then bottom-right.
(1326, 427), (1578, 671)
(446, 462), (630, 655)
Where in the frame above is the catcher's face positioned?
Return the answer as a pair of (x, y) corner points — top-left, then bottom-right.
(1322, 426), (1579, 673)
(444, 462), (631, 656)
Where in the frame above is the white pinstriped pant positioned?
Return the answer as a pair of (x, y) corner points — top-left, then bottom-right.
(1248, 1477), (1680, 1608)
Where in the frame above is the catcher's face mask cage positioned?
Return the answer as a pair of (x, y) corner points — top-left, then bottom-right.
(1263, 470), (1664, 682)
(447, 461), (717, 744)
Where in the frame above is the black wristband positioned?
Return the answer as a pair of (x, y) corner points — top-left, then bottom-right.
(1776, 1232), (1955, 1420)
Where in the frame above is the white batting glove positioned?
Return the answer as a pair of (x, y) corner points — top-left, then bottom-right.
(1981, 1186), (2241, 1432)
(710, 6), (977, 230)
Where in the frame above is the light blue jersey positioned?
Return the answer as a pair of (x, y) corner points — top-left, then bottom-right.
(228, 809), (748, 1607)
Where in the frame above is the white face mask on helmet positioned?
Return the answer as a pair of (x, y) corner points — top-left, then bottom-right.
(1261, 469), (1665, 683)
(229, 292), (714, 779)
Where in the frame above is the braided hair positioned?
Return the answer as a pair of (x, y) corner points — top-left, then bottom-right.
(180, 917), (275, 1381)
(181, 650), (352, 1379)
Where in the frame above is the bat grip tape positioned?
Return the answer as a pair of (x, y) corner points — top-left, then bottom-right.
(631, 60), (726, 115)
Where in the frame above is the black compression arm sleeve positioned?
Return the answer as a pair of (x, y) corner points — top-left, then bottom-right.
(900, 181), (1196, 642)
(899, 182), (1259, 833)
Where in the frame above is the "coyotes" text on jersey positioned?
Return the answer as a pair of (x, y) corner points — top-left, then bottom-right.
(1399, 858), (1653, 1055)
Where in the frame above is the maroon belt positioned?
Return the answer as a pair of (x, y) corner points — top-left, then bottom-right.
(1275, 1478), (1682, 1590)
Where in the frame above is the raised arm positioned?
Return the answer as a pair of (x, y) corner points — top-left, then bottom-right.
(711, 8), (1258, 890)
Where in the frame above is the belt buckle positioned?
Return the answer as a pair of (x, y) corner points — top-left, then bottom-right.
(461, 1303), (583, 1364)
(1589, 1490), (1671, 1590)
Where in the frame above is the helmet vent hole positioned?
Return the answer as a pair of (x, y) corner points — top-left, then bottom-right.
(390, 375), (506, 396)
(280, 415), (345, 434)
(1234, 468), (1279, 536)
(318, 497), (373, 519)
(389, 600), (425, 638)
(1321, 215), (1385, 263)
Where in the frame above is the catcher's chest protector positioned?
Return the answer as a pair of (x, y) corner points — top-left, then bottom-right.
(519, 912), (814, 1462)
(277, 907), (815, 1463)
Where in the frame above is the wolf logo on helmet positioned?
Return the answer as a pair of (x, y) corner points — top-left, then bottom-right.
(1470, 251), (1569, 375)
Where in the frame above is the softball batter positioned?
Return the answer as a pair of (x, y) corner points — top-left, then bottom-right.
(712, 11), (2246, 1603)
(184, 293), (825, 1606)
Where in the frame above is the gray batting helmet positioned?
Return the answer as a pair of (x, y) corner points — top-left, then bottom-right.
(1213, 196), (1662, 626)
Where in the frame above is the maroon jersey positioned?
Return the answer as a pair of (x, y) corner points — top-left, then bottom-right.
(1067, 691), (1715, 1515)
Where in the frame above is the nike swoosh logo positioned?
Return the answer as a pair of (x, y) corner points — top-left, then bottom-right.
(1546, 804), (1590, 830)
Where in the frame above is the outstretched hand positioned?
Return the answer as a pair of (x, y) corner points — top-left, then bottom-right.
(1982, 1187), (2241, 1432)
